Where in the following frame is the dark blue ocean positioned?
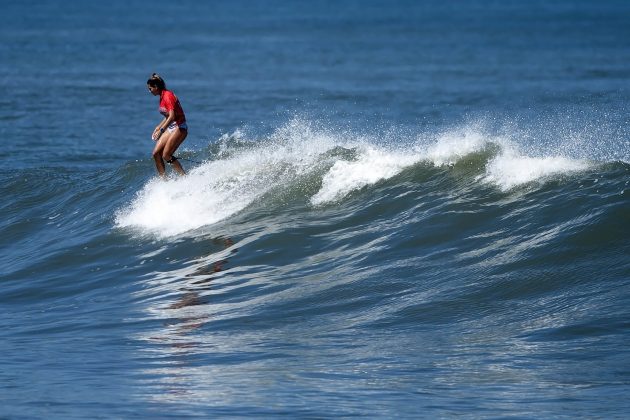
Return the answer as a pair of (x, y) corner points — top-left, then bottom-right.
(2, 0), (630, 418)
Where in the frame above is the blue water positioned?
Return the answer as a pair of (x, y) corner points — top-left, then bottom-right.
(2, 0), (630, 418)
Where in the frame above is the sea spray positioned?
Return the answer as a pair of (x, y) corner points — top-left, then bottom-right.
(116, 118), (605, 236)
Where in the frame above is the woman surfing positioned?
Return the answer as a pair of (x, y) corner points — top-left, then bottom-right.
(147, 73), (188, 177)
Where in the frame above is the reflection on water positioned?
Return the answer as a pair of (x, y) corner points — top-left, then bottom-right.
(135, 236), (238, 402)
(169, 237), (235, 309)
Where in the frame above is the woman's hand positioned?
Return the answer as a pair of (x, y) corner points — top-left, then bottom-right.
(152, 127), (162, 141)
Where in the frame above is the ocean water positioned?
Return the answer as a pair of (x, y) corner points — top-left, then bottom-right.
(2, 0), (630, 418)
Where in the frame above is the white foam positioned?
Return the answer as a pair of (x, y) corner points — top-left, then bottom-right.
(422, 125), (592, 190)
(311, 146), (420, 205)
(482, 151), (590, 191)
(309, 125), (501, 205)
(115, 118), (599, 237)
(116, 119), (339, 237)
(115, 162), (257, 237)
(425, 128), (491, 166)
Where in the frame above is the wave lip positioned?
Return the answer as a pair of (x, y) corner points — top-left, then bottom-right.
(425, 128), (492, 166)
(481, 152), (590, 191)
(311, 146), (420, 206)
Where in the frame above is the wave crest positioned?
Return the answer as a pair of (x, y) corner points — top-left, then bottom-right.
(115, 118), (602, 236)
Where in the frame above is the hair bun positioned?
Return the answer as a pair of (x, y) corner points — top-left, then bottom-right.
(147, 73), (166, 89)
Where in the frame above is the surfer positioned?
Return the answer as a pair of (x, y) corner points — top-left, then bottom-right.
(147, 73), (188, 177)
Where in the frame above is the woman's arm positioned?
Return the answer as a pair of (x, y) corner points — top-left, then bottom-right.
(161, 109), (176, 130)
(152, 110), (176, 140)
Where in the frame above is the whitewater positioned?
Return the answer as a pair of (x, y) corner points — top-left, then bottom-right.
(115, 118), (620, 238)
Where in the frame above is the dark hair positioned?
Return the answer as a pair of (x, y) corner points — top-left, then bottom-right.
(147, 73), (166, 90)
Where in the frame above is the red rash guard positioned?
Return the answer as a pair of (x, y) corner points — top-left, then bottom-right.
(159, 90), (186, 126)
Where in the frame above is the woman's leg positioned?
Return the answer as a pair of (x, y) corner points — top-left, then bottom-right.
(162, 129), (188, 175)
(152, 136), (168, 176)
